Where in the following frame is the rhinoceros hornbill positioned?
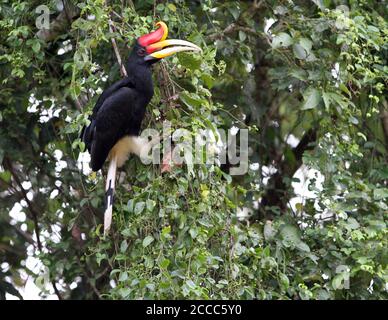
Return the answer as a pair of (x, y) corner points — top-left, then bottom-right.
(81, 22), (201, 234)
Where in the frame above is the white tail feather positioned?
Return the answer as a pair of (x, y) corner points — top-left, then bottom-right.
(102, 134), (164, 235)
(104, 154), (117, 235)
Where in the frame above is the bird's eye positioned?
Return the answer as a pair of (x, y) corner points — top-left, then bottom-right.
(137, 48), (146, 56)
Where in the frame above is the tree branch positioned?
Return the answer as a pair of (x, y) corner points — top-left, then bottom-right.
(4, 158), (63, 300)
(4, 158), (43, 251)
(108, 21), (127, 77)
(259, 129), (317, 219)
(11, 224), (35, 246)
(105, 1), (127, 77)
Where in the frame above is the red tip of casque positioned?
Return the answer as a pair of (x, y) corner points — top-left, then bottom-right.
(138, 22), (168, 47)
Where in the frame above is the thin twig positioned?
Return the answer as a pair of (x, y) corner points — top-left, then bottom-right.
(5, 158), (43, 251)
(108, 22), (127, 77)
(11, 224), (35, 246)
(105, 1), (127, 77)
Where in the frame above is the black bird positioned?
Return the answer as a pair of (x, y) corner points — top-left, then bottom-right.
(81, 22), (201, 234)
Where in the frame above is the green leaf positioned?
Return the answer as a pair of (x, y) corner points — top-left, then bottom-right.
(96, 253), (107, 265)
(293, 44), (307, 60)
(346, 217), (360, 230)
(312, 0), (325, 10)
(357, 132), (367, 141)
(221, 172), (232, 184)
(201, 74), (215, 89)
(118, 288), (131, 298)
(110, 269), (120, 277)
(146, 199), (156, 212)
(332, 274), (344, 290)
(0, 170), (11, 183)
(289, 68), (308, 81)
(32, 41), (41, 53)
(299, 38), (312, 52)
(263, 221), (275, 240)
(328, 92), (347, 109)
(167, 3), (176, 12)
(239, 31), (247, 42)
(279, 273), (290, 290)
(142, 235), (154, 248)
(301, 88), (321, 110)
(161, 225), (171, 239)
(121, 228), (131, 237)
(79, 141), (85, 152)
(185, 279), (196, 289)
(339, 83), (351, 97)
(322, 92), (331, 110)
(367, 25), (380, 33)
(280, 224), (301, 244)
(119, 271), (128, 282)
(144, 256), (154, 268)
(272, 32), (293, 49)
(71, 139), (80, 150)
(228, 7), (240, 20)
(178, 53), (201, 70)
(349, 116), (359, 124)
(296, 241), (310, 252)
(180, 91), (203, 110)
(156, 3), (164, 11)
(274, 6), (288, 15)
(134, 201), (145, 215)
(373, 188), (388, 200)
(127, 199), (134, 213)
(91, 197), (99, 208)
(189, 228), (198, 239)
(159, 258), (170, 269)
(120, 240), (128, 253)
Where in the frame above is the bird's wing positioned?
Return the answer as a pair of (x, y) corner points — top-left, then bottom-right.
(85, 86), (146, 171)
(92, 77), (135, 115)
(80, 77), (135, 144)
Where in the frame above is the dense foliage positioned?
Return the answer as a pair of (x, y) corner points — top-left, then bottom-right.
(0, 0), (387, 299)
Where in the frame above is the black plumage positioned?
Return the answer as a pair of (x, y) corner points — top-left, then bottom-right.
(79, 21), (201, 234)
(81, 43), (155, 171)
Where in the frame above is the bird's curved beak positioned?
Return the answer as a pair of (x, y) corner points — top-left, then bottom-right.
(138, 21), (202, 61)
(145, 39), (202, 60)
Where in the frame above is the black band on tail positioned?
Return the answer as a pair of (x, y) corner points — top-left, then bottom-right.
(104, 179), (115, 211)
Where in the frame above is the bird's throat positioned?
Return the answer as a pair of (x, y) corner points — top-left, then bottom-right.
(126, 63), (154, 98)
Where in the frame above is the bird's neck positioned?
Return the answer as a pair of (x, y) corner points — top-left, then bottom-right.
(126, 63), (154, 99)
